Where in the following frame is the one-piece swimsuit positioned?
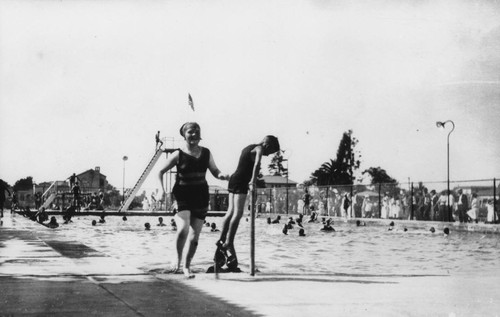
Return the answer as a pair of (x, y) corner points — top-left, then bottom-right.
(172, 147), (210, 219)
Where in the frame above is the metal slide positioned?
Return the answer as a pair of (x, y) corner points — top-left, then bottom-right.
(117, 149), (164, 213)
(40, 193), (57, 210)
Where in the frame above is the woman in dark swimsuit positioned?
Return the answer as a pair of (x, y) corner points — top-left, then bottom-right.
(158, 122), (228, 278)
(217, 135), (280, 269)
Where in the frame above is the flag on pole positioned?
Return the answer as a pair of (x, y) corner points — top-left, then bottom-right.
(188, 94), (195, 111)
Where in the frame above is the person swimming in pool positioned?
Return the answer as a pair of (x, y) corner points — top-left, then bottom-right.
(271, 215), (281, 224)
(158, 122), (228, 278)
(388, 221), (395, 231)
(46, 216), (59, 229)
(356, 220), (366, 227)
(307, 212), (317, 223)
(296, 213), (304, 222)
(210, 223), (219, 232)
(282, 224), (288, 235)
(320, 218), (335, 232)
(35, 207), (48, 224)
(157, 217), (166, 227)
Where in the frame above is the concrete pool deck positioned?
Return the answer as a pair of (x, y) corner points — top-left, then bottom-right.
(1, 213), (500, 316)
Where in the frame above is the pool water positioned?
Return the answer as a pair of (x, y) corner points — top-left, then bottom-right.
(35, 215), (500, 277)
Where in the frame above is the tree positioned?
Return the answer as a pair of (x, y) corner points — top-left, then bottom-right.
(268, 150), (288, 177)
(13, 177), (34, 191)
(310, 130), (361, 186)
(362, 167), (397, 184)
(103, 184), (121, 208)
(302, 179), (314, 187)
(362, 167), (401, 197)
(0, 179), (11, 190)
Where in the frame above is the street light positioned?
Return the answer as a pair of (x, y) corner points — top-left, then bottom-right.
(436, 120), (455, 222)
(164, 136), (179, 205)
(282, 149), (293, 214)
(282, 158), (289, 214)
(122, 156), (128, 205)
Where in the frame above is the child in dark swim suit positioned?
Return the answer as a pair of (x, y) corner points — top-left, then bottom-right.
(217, 135), (280, 270)
(158, 122), (228, 278)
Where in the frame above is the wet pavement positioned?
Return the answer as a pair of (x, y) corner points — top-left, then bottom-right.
(0, 215), (256, 316)
(1, 213), (500, 316)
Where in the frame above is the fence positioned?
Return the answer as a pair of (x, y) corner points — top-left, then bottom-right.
(254, 178), (500, 223)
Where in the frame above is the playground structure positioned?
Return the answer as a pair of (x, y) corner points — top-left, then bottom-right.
(118, 148), (165, 213)
(117, 142), (228, 213)
(37, 180), (103, 212)
(33, 134), (227, 213)
(31, 143), (171, 213)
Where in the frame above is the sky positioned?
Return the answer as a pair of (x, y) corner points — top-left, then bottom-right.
(1, 0), (500, 194)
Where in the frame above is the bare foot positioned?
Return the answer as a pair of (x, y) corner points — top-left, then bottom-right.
(183, 268), (195, 279)
(165, 267), (180, 274)
(165, 262), (181, 274)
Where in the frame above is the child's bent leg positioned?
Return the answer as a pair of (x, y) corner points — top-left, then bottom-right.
(219, 193), (234, 243)
(224, 193), (247, 250)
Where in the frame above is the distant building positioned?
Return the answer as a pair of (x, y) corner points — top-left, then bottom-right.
(13, 189), (33, 209)
(23, 167), (109, 209)
(35, 181), (68, 195)
(253, 175), (299, 214)
(260, 175), (298, 188)
(209, 185), (228, 211)
(454, 185), (500, 199)
(32, 167), (108, 196)
(76, 167), (108, 193)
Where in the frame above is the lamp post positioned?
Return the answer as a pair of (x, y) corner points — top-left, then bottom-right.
(282, 158), (289, 214)
(281, 149), (293, 214)
(165, 137), (174, 194)
(122, 156), (128, 204)
(436, 120), (455, 222)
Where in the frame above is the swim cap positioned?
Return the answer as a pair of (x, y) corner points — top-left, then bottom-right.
(179, 122), (201, 138)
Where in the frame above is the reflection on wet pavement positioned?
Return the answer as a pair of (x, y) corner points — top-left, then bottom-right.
(0, 217), (154, 283)
(44, 240), (106, 258)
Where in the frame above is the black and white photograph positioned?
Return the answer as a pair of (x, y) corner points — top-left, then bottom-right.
(1, 0), (500, 316)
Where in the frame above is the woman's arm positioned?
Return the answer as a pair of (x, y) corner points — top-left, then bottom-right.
(249, 146), (263, 185)
(158, 151), (180, 193)
(208, 152), (229, 180)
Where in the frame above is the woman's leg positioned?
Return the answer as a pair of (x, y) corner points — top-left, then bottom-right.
(183, 215), (205, 277)
(174, 210), (190, 270)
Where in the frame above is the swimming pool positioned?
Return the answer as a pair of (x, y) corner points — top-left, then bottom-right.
(31, 214), (500, 277)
